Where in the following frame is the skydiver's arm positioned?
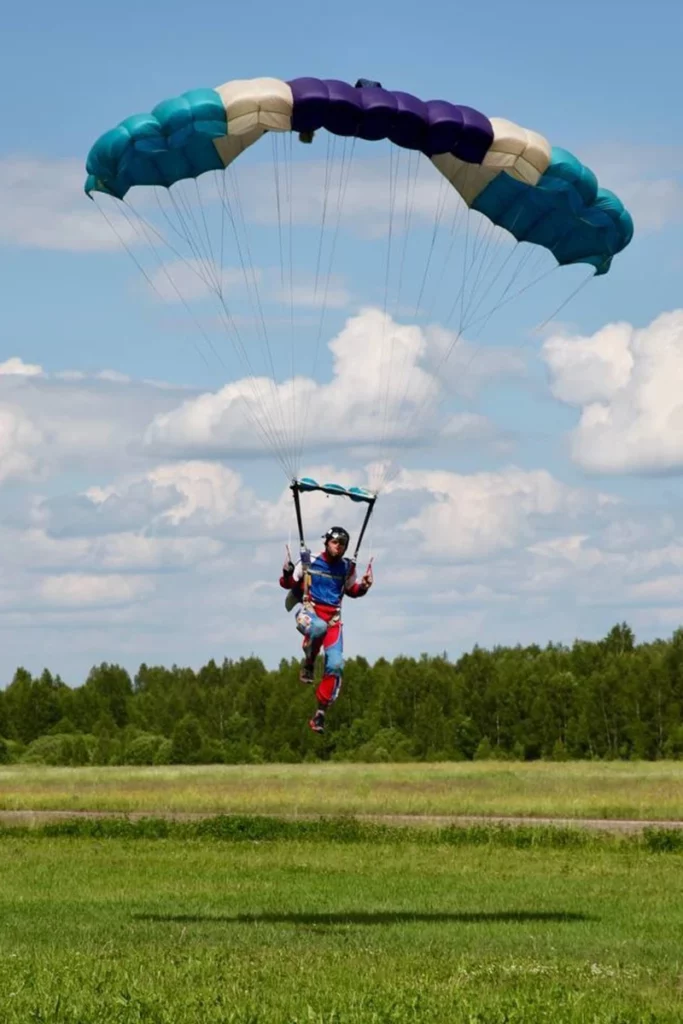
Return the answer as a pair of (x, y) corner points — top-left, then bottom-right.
(280, 559), (304, 590)
(345, 583), (366, 598)
(344, 560), (373, 598)
(279, 548), (293, 589)
(345, 578), (370, 598)
(280, 544), (302, 590)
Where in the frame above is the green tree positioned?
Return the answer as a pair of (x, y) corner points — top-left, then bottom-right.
(4, 668), (64, 744)
(474, 736), (493, 760)
(170, 714), (205, 764)
(77, 664), (132, 730)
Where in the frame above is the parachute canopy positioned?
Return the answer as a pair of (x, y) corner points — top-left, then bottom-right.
(86, 76), (633, 276)
(84, 75), (635, 507)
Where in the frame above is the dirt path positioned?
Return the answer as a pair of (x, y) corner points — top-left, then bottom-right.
(0, 809), (681, 833)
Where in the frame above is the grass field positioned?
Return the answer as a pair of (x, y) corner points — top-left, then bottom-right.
(2, 764), (681, 1022)
(1, 822), (682, 1023)
(1, 760), (683, 820)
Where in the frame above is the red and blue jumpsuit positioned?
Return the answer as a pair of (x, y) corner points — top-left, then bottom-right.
(279, 551), (369, 707)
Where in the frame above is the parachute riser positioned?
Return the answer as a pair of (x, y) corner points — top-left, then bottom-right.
(351, 496), (377, 565)
(290, 481), (311, 601)
(290, 478), (377, 578)
(290, 480), (306, 550)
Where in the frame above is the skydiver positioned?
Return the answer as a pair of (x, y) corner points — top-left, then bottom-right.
(280, 527), (373, 734)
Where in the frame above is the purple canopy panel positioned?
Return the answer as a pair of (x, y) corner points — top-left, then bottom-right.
(321, 79), (365, 136)
(288, 77), (493, 162)
(356, 86), (399, 141)
(423, 100), (464, 157)
(288, 77), (330, 133)
(388, 92), (429, 151)
(455, 106), (493, 163)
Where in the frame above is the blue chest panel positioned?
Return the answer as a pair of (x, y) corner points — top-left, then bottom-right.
(309, 554), (351, 606)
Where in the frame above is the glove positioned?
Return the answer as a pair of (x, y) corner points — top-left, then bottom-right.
(360, 559), (374, 590)
(282, 545), (295, 577)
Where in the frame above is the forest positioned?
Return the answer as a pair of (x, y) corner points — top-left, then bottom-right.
(2, 623), (683, 765)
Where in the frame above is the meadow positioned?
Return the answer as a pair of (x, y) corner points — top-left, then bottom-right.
(1, 759), (683, 820)
(1, 820), (682, 1023)
(2, 763), (682, 1022)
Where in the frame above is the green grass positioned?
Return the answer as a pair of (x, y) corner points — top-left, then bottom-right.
(2, 761), (683, 820)
(1, 826), (682, 1023)
(2, 813), (683, 850)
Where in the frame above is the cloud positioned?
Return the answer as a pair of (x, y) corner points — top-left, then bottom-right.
(147, 462), (244, 524)
(542, 322), (634, 405)
(6, 522), (222, 574)
(145, 261), (351, 313)
(34, 460), (290, 546)
(424, 329), (526, 399)
(0, 152), (446, 259)
(3, 431), (683, 681)
(4, 142), (679, 263)
(0, 365), (192, 483)
(542, 309), (683, 474)
(147, 260), (260, 304)
(0, 357), (42, 377)
(274, 274), (352, 310)
(441, 412), (499, 441)
(386, 466), (596, 560)
(626, 575), (683, 603)
(0, 157), (137, 251)
(144, 307), (518, 467)
(587, 143), (683, 232)
(38, 573), (155, 608)
(619, 178), (683, 232)
(4, 459), (580, 641)
(0, 406), (44, 483)
(238, 155), (446, 237)
(142, 307), (439, 463)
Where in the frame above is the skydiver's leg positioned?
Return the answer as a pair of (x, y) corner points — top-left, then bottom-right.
(308, 622), (343, 733)
(295, 607), (326, 683)
(316, 622), (344, 708)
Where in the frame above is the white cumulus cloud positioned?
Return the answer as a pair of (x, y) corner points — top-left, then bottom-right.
(542, 309), (683, 474)
(0, 157), (137, 251)
(0, 367), (192, 484)
(0, 357), (43, 377)
(147, 260), (260, 304)
(0, 406), (44, 483)
(275, 274), (351, 310)
(38, 573), (155, 608)
(144, 307), (516, 465)
(588, 143), (683, 232)
(386, 466), (593, 560)
(542, 322), (634, 406)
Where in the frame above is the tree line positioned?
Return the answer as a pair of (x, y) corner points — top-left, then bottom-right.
(1, 623), (683, 765)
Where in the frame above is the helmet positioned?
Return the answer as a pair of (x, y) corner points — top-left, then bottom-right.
(323, 526), (350, 547)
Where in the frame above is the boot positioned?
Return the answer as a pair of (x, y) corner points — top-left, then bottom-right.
(308, 708), (326, 734)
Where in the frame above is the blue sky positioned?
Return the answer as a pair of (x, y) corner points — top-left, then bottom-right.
(1, 0), (683, 685)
